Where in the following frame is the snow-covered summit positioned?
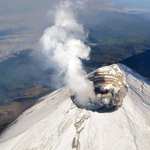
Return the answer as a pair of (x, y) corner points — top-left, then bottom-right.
(86, 64), (128, 112)
(0, 64), (150, 150)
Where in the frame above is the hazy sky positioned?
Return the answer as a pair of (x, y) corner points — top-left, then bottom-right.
(112, 0), (150, 8)
(0, 0), (150, 14)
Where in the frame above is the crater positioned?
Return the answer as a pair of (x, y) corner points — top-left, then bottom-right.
(72, 65), (128, 113)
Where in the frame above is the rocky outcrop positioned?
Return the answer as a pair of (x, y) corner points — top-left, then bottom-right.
(87, 64), (128, 112)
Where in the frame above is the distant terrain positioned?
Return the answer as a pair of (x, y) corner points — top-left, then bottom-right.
(0, 50), (53, 132)
(84, 12), (150, 73)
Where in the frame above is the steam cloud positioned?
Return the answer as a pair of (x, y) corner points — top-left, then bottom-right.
(40, 1), (95, 107)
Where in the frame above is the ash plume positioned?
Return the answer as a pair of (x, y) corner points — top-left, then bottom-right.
(40, 1), (95, 107)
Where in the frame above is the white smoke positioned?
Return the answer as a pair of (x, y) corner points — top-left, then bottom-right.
(40, 1), (95, 107)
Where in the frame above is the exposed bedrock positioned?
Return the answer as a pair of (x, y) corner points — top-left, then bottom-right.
(72, 65), (128, 113)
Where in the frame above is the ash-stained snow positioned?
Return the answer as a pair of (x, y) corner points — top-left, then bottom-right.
(0, 64), (150, 150)
(86, 64), (128, 112)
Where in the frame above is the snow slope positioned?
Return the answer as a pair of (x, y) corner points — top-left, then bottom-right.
(0, 64), (150, 150)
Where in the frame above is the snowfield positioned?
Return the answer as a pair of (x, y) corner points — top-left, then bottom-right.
(0, 64), (150, 150)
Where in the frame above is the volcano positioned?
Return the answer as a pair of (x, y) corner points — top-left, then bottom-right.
(0, 64), (150, 150)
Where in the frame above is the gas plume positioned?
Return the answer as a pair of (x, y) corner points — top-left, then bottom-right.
(40, 1), (95, 107)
